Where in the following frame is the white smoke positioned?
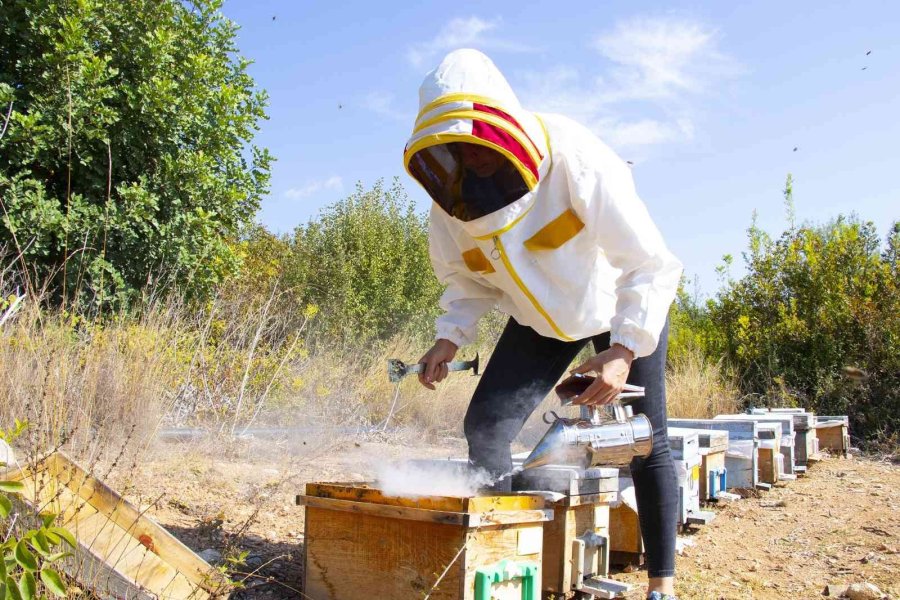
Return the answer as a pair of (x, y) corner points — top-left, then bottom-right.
(374, 460), (494, 498)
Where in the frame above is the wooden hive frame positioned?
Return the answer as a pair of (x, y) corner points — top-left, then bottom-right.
(1, 452), (224, 600)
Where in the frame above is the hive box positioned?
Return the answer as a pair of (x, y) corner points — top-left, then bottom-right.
(681, 427), (729, 500)
(754, 421), (783, 484)
(667, 428), (715, 526)
(1, 452), (223, 600)
(298, 482), (552, 600)
(754, 408), (819, 467)
(715, 414), (797, 476)
(816, 416), (851, 457)
(668, 419), (761, 490)
(513, 464), (630, 598)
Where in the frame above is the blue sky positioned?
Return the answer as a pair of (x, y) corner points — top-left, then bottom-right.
(221, 1), (899, 295)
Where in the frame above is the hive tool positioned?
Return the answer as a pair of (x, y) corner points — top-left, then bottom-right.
(386, 353), (480, 383)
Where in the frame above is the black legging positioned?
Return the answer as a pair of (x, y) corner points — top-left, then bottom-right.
(464, 317), (678, 578)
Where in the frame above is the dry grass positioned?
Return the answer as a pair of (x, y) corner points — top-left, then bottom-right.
(666, 346), (741, 418)
(0, 283), (740, 463)
(0, 302), (183, 456)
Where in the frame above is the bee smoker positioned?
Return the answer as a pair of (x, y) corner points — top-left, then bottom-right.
(521, 375), (654, 470)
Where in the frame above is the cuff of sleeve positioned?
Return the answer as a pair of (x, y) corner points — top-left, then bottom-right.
(610, 333), (646, 359)
(435, 325), (470, 349)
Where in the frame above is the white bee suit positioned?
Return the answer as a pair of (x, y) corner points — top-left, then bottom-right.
(404, 49), (682, 358)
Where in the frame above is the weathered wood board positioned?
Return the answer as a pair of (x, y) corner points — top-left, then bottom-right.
(1, 452), (223, 600)
(609, 500), (643, 568)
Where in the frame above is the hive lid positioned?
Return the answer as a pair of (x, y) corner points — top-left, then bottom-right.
(303, 482), (545, 513)
(511, 465), (619, 496)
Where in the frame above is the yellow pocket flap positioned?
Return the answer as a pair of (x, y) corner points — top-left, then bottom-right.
(523, 209), (585, 251)
(462, 247), (495, 273)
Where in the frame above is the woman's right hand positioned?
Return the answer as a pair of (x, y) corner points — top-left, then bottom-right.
(418, 339), (459, 390)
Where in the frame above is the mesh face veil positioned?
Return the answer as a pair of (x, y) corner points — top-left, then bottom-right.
(407, 142), (529, 221)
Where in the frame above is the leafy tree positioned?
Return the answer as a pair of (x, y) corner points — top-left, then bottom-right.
(668, 275), (723, 362)
(286, 179), (443, 345)
(0, 0), (271, 306)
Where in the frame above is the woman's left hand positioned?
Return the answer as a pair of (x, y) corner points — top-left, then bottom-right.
(570, 344), (634, 406)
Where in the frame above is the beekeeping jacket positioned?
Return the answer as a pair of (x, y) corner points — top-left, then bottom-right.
(404, 49), (682, 358)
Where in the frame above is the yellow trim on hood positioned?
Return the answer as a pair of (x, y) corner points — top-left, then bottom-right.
(413, 109), (542, 167)
(416, 92), (514, 122)
(404, 134), (538, 190)
(535, 115), (552, 159)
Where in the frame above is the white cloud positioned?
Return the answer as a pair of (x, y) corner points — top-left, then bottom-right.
(362, 91), (408, 122)
(406, 17), (534, 68)
(595, 117), (695, 149)
(284, 176), (343, 199)
(396, 15), (737, 154)
(593, 16), (736, 102)
(517, 15), (737, 152)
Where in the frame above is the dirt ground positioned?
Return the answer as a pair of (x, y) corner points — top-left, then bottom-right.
(116, 433), (899, 600)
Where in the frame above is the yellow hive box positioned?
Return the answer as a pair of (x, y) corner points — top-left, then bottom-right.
(297, 482), (552, 600)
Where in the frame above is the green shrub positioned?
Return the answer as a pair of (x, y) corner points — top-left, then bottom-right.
(709, 177), (899, 441)
(284, 179), (443, 346)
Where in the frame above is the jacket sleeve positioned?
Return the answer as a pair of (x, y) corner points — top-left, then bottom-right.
(429, 207), (501, 347)
(569, 130), (683, 358)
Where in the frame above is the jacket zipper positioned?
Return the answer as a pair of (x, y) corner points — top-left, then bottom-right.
(491, 235), (573, 341)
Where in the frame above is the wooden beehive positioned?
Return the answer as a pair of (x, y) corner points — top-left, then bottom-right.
(298, 482), (551, 600)
(680, 427), (729, 500)
(669, 419), (761, 490)
(1, 452), (223, 600)
(513, 465), (623, 597)
(759, 409), (819, 467)
(755, 422), (782, 485)
(700, 447), (727, 501)
(715, 414), (797, 476)
(816, 416), (851, 457)
(667, 429), (714, 527)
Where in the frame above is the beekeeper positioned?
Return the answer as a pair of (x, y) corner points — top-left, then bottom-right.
(405, 49), (682, 600)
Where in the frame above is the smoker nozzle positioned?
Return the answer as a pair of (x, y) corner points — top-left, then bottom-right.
(521, 410), (653, 470)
